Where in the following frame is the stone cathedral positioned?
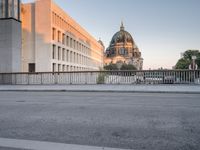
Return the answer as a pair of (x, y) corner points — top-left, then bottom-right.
(104, 22), (143, 70)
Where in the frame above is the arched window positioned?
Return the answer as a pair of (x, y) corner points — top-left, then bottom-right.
(119, 48), (125, 55)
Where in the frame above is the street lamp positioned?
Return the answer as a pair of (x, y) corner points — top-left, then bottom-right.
(191, 56), (197, 70)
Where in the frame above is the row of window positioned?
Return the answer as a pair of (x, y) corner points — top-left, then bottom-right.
(52, 44), (92, 66)
(52, 63), (89, 72)
(52, 11), (72, 33)
(51, 11), (103, 69)
(52, 28), (91, 55)
(52, 11), (84, 43)
(0, 0), (20, 20)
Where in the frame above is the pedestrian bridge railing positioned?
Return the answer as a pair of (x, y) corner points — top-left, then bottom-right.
(0, 70), (200, 85)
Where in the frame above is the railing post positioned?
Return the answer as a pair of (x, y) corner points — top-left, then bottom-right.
(27, 74), (29, 85)
(54, 73), (58, 84)
(15, 74), (17, 85)
(41, 73), (43, 85)
(85, 72), (87, 84)
(70, 72), (72, 85)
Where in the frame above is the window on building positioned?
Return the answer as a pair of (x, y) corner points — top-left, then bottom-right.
(66, 36), (69, 46)
(76, 42), (79, 50)
(70, 51), (72, 62)
(29, 63), (35, 73)
(52, 28), (56, 40)
(62, 48), (65, 61)
(72, 39), (74, 48)
(55, 14), (58, 25)
(58, 31), (61, 42)
(62, 65), (65, 72)
(77, 54), (79, 64)
(66, 50), (69, 62)
(58, 16), (60, 27)
(83, 46), (85, 54)
(58, 64), (61, 72)
(52, 63), (56, 72)
(52, 12), (54, 24)
(71, 52), (74, 63)
(80, 55), (83, 65)
(58, 47), (61, 60)
(62, 33), (65, 45)
(70, 38), (72, 48)
(73, 40), (76, 49)
(8, 0), (13, 18)
(88, 48), (91, 56)
(52, 44), (56, 59)
(78, 43), (80, 51)
(74, 52), (76, 63)
(0, 0), (6, 18)
(119, 48), (125, 55)
(13, 0), (18, 19)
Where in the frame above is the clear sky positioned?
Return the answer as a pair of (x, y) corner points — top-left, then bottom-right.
(22, 0), (200, 69)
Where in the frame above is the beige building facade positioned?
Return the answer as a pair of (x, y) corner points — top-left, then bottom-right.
(21, 0), (104, 72)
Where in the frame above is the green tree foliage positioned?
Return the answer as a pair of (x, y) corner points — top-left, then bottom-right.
(120, 64), (137, 70)
(104, 64), (118, 70)
(104, 63), (137, 70)
(183, 50), (200, 61)
(175, 50), (200, 69)
(175, 58), (190, 69)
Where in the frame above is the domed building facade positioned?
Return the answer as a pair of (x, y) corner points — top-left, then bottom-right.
(104, 22), (143, 70)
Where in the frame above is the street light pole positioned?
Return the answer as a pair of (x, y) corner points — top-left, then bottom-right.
(192, 56), (197, 70)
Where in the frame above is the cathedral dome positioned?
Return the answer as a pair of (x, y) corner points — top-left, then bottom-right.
(110, 22), (134, 46)
(104, 22), (143, 70)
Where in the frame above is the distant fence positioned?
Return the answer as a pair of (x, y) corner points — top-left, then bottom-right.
(0, 70), (200, 85)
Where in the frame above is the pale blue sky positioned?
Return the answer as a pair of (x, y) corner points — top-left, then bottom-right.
(22, 0), (200, 69)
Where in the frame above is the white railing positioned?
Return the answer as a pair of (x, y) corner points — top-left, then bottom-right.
(0, 70), (200, 85)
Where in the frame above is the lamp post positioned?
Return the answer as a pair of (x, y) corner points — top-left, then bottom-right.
(192, 56), (197, 70)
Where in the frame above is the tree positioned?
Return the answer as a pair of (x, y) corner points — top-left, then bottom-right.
(175, 58), (190, 69)
(120, 64), (137, 70)
(104, 64), (118, 70)
(175, 50), (200, 69)
(183, 50), (200, 61)
(104, 63), (137, 70)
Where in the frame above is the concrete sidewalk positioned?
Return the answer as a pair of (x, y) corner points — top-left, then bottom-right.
(0, 84), (200, 94)
(0, 138), (128, 150)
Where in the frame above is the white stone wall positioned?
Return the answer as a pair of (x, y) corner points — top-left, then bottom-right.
(0, 19), (21, 73)
(21, 4), (36, 72)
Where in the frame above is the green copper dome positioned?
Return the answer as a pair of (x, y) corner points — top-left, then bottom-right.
(110, 22), (134, 46)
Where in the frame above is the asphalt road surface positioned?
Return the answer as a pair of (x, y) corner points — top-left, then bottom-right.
(0, 92), (200, 150)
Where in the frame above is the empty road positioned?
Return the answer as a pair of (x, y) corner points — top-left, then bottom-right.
(0, 92), (200, 150)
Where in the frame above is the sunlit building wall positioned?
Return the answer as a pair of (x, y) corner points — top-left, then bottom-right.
(21, 0), (104, 72)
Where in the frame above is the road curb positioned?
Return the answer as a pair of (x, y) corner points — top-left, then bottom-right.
(0, 89), (200, 94)
(0, 138), (130, 150)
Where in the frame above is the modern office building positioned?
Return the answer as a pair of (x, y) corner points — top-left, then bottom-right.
(21, 0), (104, 72)
(0, 0), (21, 73)
(0, 0), (104, 73)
